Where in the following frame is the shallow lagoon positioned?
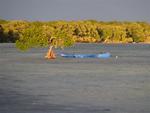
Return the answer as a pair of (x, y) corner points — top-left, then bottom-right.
(0, 43), (150, 113)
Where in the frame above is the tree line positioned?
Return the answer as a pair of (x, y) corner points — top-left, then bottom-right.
(0, 19), (150, 50)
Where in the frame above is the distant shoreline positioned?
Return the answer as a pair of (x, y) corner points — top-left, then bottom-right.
(0, 41), (150, 44)
(1, 20), (150, 45)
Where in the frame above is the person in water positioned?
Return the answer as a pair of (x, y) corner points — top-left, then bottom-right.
(45, 38), (56, 59)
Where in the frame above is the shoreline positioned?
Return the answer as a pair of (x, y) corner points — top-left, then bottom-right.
(1, 42), (150, 45)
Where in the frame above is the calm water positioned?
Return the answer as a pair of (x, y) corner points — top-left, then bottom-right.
(0, 43), (150, 113)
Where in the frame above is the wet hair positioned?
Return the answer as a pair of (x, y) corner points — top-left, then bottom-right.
(48, 37), (55, 45)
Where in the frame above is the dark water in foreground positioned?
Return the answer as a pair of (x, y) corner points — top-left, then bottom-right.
(0, 43), (150, 113)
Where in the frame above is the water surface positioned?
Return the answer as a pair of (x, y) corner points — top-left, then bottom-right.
(0, 43), (150, 113)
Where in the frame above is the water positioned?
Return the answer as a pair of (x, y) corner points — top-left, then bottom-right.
(0, 43), (150, 113)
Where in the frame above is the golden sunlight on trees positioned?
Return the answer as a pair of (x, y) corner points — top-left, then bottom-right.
(0, 19), (150, 45)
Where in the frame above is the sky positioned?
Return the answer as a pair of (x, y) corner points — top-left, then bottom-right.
(0, 0), (150, 22)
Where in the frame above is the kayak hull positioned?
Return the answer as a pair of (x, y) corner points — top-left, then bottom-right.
(60, 52), (111, 58)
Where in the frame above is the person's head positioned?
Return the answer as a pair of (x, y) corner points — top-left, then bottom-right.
(48, 37), (55, 45)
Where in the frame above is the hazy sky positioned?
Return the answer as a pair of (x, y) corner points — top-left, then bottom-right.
(0, 0), (150, 21)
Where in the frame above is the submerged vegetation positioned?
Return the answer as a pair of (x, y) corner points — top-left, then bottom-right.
(0, 19), (150, 50)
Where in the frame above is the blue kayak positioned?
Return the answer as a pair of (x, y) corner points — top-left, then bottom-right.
(60, 52), (111, 58)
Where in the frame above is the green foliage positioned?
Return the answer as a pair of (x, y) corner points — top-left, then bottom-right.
(97, 26), (113, 42)
(1, 20), (30, 43)
(0, 19), (8, 24)
(0, 19), (150, 49)
(50, 29), (75, 48)
(16, 24), (75, 51)
(125, 23), (145, 42)
(0, 25), (7, 42)
(16, 25), (48, 51)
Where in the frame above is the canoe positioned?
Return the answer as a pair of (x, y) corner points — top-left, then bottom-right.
(60, 52), (111, 58)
